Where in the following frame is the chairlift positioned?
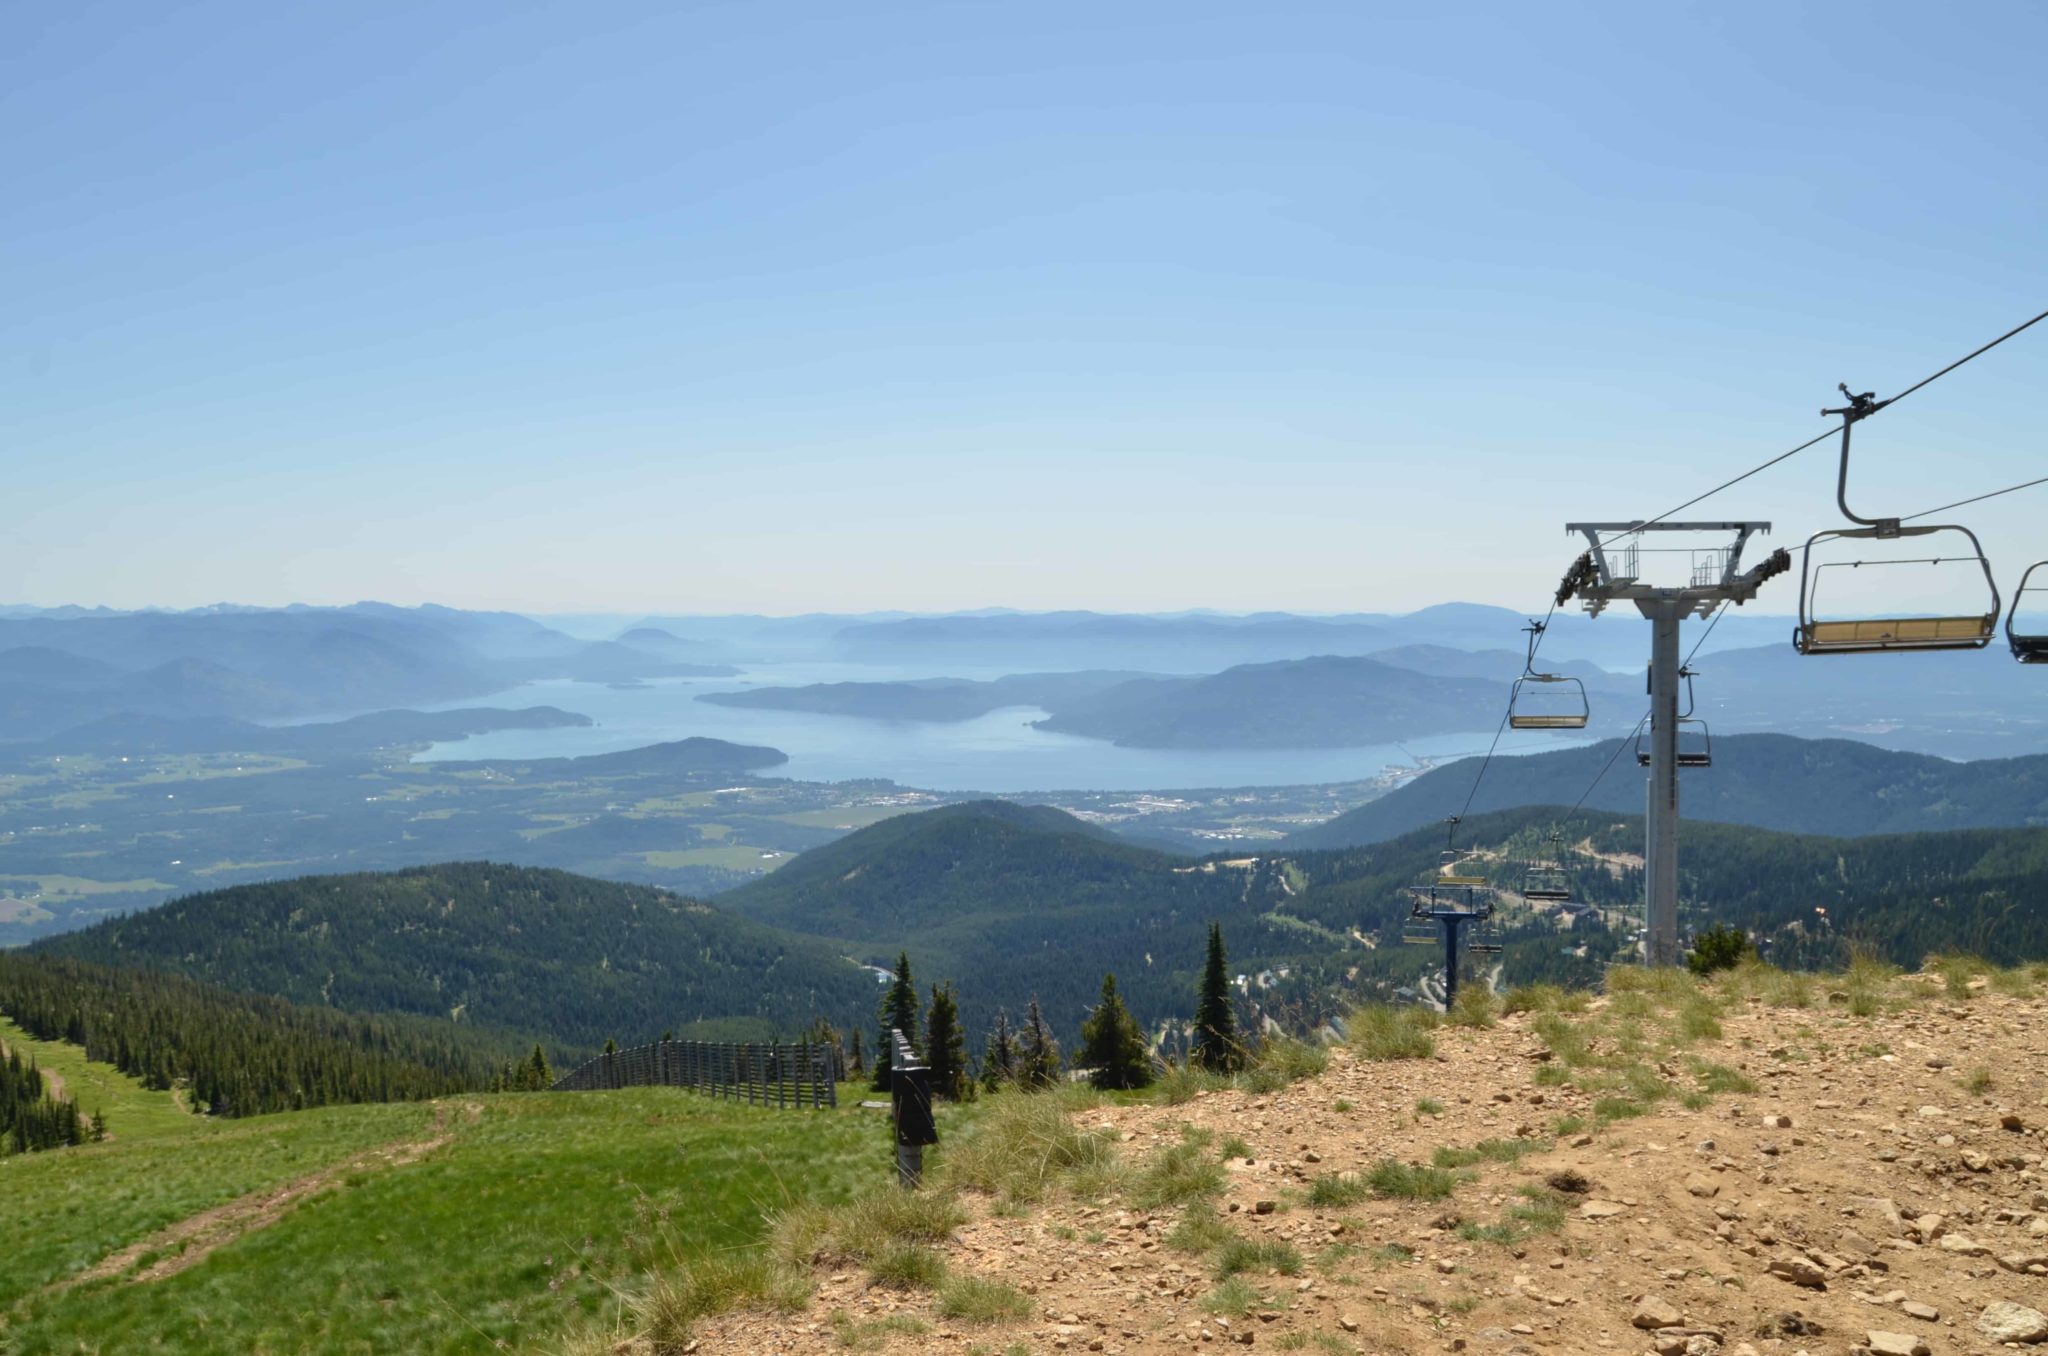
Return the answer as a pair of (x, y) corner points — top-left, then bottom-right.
(1508, 619), (1590, 729)
(1466, 916), (1503, 955)
(1634, 666), (1712, 767)
(1793, 387), (2000, 655)
(1522, 829), (1574, 903)
(2007, 562), (2048, 663)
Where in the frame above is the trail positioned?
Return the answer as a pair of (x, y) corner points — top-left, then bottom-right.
(0, 1034), (66, 1102)
(56, 1100), (479, 1291)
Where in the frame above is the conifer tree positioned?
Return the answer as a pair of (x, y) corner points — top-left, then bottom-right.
(847, 1028), (867, 1078)
(1193, 922), (1240, 1072)
(980, 1009), (1016, 1092)
(925, 983), (968, 1101)
(525, 1043), (552, 1091)
(1078, 972), (1153, 1090)
(873, 952), (920, 1090)
(1017, 996), (1062, 1090)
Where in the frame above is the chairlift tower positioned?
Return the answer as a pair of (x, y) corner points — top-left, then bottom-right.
(1558, 522), (1790, 967)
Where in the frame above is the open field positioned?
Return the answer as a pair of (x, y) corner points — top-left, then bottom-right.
(1, 1062), (947, 1354)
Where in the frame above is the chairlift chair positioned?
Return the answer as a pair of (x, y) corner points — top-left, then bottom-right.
(1466, 916), (1503, 956)
(2007, 562), (2048, 663)
(1508, 619), (1590, 729)
(1793, 386), (2001, 655)
(1635, 718), (1712, 768)
(1522, 828), (1574, 903)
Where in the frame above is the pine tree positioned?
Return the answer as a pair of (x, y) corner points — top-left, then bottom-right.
(847, 1028), (867, 1078)
(1017, 996), (1062, 1090)
(90, 1109), (107, 1142)
(925, 983), (968, 1101)
(603, 1037), (618, 1054)
(525, 1043), (552, 1091)
(980, 1009), (1016, 1092)
(873, 952), (920, 1090)
(1193, 922), (1240, 1072)
(1078, 972), (1153, 1090)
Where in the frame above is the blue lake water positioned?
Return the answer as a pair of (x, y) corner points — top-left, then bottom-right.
(415, 668), (1590, 793)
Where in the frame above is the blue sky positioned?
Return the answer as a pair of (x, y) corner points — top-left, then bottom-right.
(4, 1), (2044, 614)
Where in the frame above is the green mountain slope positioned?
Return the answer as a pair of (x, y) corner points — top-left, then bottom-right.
(718, 801), (1304, 1036)
(0, 952), (505, 1116)
(32, 863), (875, 1051)
(1287, 734), (2048, 848)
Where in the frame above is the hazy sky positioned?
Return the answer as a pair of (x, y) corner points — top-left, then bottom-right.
(5, 2), (2044, 615)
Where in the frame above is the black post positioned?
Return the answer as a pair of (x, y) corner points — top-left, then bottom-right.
(888, 1027), (937, 1187)
(1442, 915), (1465, 1012)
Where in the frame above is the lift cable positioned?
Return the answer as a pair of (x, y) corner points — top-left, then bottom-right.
(1595, 304), (2048, 551)
(1899, 473), (2048, 524)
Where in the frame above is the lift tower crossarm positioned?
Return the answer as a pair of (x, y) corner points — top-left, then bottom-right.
(1556, 521), (1784, 968)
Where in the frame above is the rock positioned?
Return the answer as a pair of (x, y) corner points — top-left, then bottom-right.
(1909, 1213), (1945, 1242)
(1999, 1249), (2048, 1274)
(1580, 1200), (1627, 1219)
(1961, 1149), (1991, 1172)
(1900, 1301), (1939, 1321)
(1850, 1197), (1905, 1233)
(1253, 1200), (1276, 1215)
(1977, 1301), (2048, 1344)
(1999, 1110), (2026, 1132)
(1686, 1176), (1722, 1199)
(1632, 1297), (1683, 1329)
(1763, 1114), (1793, 1128)
(1864, 1332), (1929, 1356)
(1936, 1233), (1990, 1257)
(1767, 1257), (1828, 1289)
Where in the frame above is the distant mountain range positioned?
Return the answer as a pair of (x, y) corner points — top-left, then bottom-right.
(1286, 733), (2048, 848)
(0, 604), (734, 741)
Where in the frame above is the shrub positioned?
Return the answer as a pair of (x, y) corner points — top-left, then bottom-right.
(1215, 1237), (1303, 1278)
(1687, 923), (1753, 975)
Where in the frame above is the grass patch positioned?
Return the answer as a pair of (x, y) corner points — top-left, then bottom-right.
(936, 1088), (1118, 1204)
(1215, 1236), (1303, 1279)
(1447, 985), (1496, 1028)
(1165, 1203), (1233, 1254)
(1219, 1134), (1251, 1161)
(1688, 1059), (1756, 1095)
(935, 1275), (1033, 1324)
(831, 1313), (932, 1350)
(1199, 1276), (1266, 1317)
(1592, 1096), (1648, 1122)
(866, 1242), (948, 1290)
(1962, 1067), (1994, 1095)
(639, 1253), (810, 1349)
(1240, 1036), (1329, 1091)
(1414, 1097), (1445, 1115)
(772, 1185), (967, 1268)
(1364, 1159), (1460, 1200)
(1305, 1173), (1370, 1207)
(1130, 1133), (1227, 1209)
(1501, 983), (1589, 1015)
(1348, 1004), (1437, 1061)
(1430, 1137), (1546, 1170)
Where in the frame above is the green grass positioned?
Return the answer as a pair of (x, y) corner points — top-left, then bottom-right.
(866, 1242), (949, 1289)
(936, 1087), (1118, 1205)
(1199, 1276), (1267, 1317)
(1166, 1203), (1234, 1254)
(1364, 1159), (1461, 1200)
(0, 1014), (200, 1144)
(1305, 1173), (1370, 1208)
(1347, 1005), (1437, 1061)
(1214, 1236), (1302, 1279)
(1413, 1097), (1445, 1116)
(7, 1086), (912, 1353)
(935, 1275), (1033, 1324)
(1129, 1130), (1228, 1208)
(1430, 1137), (1546, 1170)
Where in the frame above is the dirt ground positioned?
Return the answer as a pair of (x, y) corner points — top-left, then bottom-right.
(682, 976), (2048, 1356)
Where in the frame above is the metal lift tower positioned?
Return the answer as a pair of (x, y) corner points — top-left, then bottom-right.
(1558, 523), (1790, 967)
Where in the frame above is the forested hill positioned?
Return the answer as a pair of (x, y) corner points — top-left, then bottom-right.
(0, 952), (502, 1117)
(717, 800), (1312, 1040)
(32, 864), (877, 1051)
(1283, 804), (2048, 973)
(1286, 734), (2048, 848)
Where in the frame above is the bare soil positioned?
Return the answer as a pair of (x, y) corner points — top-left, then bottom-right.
(683, 981), (2048, 1356)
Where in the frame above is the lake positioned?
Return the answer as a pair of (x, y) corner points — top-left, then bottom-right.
(415, 667), (1590, 792)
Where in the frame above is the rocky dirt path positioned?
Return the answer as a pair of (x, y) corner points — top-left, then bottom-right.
(689, 980), (2048, 1356)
